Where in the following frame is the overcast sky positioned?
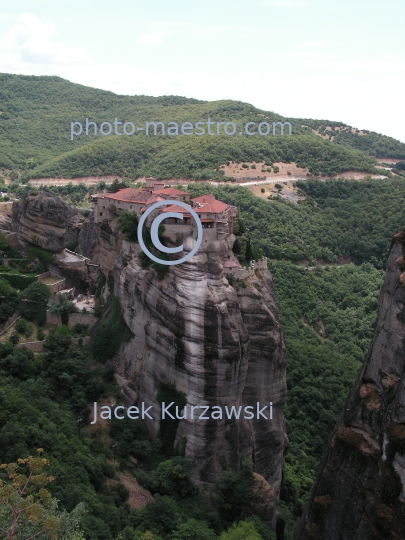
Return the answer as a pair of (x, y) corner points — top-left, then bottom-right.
(0, 0), (404, 142)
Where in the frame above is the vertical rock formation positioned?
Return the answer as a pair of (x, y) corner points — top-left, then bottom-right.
(294, 232), (405, 539)
(12, 193), (84, 251)
(112, 235), (288, 525)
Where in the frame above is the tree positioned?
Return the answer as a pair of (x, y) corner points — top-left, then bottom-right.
(170, 518), (217, 540)
(117, 211), (139, 242)
(19, 282), (51, 326)
(0, 231), (9, 251)
(220, 522), (261, 540)
(232, 238), (241, 256)
(213, 460), (256, 524)
(48, 294), (78, 325)
(245, 239), (252, 265)
(0, 451), (86, 540)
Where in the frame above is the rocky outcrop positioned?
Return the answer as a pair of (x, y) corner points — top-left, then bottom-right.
(0, 211), (12, 231)
(12, 192), (84, 252)
(112, 234), (288, 526)
(294, 232), (405, 540)
(79, 213), (121, 274)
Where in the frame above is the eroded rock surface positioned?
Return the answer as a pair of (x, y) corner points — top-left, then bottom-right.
(79, 213), (121, 274)
(111, 235), (288, 525)
(12, 192), (83, 252)
(294, 232), (405, 540)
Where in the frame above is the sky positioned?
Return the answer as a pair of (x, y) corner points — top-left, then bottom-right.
(0, 0), (404, 142)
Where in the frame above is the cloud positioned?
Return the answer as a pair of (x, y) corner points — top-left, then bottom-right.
(263, 51), (326, 58)
(0, 13), (92, 64)
(138, 33), (164, 45)
(262, 1), (308, 6)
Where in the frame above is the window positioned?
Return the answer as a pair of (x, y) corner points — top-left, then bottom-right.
(130, 205), (132, 209)
(99, 212), (102, 216)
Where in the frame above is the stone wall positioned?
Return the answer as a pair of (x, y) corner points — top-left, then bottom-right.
(46, 311), (97, 329)
(55, 249), (89, 268)
(223, 258), (268, 279)
(162, 224), (194, 244)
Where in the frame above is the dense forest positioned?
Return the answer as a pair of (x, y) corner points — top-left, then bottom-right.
(1, 73), (404, 182)
(187, 179), (405, 268)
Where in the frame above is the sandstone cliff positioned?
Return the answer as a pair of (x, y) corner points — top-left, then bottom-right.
(12, 192), (84, 252)
(79, 213), (121, 274)
(106, 234), (288, 525)
(294, 232), (405, 539)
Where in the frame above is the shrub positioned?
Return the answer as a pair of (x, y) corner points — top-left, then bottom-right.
(152, 261), (170, 280)
(15, 318), (27, 334)
(139, 251), (152, 268)
(261, 188), (265, 193)
(1, 273), (37, 289)
(37, 329), (45, 340)
(9, 330), (19, 344)
(73, 323), (89, 336)
(117, 211), (139, 242)
(19, 281), (51, 325)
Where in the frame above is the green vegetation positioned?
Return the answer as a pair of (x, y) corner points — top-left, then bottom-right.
(268, 262), (383, 536)
(1, 74), (404, 185)
(187, 179), (405, 267)
(19, 281), (51, 326)
(0, 452), (86, 540)
(90, 297), (133, 363)
(117, 211), (139, 242)
(0, 277), (19, 325)
(298, 119), (405, 159)
(0, 273), (37, 290)
(0, 335), (129, 539)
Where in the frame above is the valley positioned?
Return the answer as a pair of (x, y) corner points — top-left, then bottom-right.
(0, 73), (404, 540)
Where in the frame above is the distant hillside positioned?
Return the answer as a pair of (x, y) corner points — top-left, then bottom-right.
(0, 73), (404, 181)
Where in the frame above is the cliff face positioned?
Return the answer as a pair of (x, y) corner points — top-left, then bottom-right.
(294, 232), (405, 540)
(108, 234), (288, 525)
(12, 193), (84, 252)
(79, 213), (121, 274)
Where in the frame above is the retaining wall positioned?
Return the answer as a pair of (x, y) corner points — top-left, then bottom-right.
(46, 311), (97, 329)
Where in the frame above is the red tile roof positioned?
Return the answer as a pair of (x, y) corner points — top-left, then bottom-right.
(191, 194), (215, 204)
(161, 204), (191, 216)
(191, 194), (229, 214)
(152, 187), (189, 196)
(101, 188), (164, 205)
(196, 200), (229, 214)
(223, 260), (240, 268)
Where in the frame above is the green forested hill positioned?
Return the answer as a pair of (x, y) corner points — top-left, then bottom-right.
(0, 73), (404, 180)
